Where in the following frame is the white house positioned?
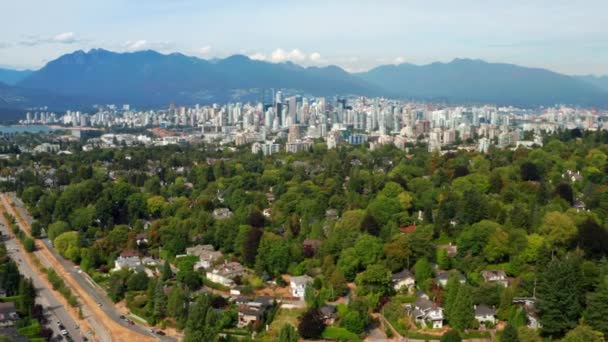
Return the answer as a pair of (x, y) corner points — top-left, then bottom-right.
(408, 292), (444, 329)
(290, 275), (313, 299)
(392, 270), (415, 292)
(474, 304), (497, 325)
(206, 262), (246, 287)
(481, 270), (509, 287)
(113, 250), (140, 271)
(187, 244), (223, 270)
(435, 270), (466, 287)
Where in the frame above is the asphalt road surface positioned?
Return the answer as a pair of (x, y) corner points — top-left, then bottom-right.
(7, 193), (174, 342)
(0, 220), (85, 342)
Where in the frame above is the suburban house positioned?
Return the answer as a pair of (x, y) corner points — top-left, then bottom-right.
(435, 270), (466, 287)
(481, 270), (509, 287)
(187, 244), (224, 270)
(236, 297), (273, 329)
(212, 208), (233, 220)
(0, 302), (19, 327)
(573, 199), (587, 212)
(399, 225), (417, 234)
(113, 250), (141, 271)
(290, 275), (313, 299)
(113, 251), (157, 276)
(513, 297), (541, 329)
(562, 170), (583, 183)
(437, 243), (458, 258)
(135, 233), (148, 246)
(474, 304), (497, 325)
(206, 262), (246, 287)
(407, 292), (444, 329)
(392, 270), (416, 292)
(320, 305), (337, 325)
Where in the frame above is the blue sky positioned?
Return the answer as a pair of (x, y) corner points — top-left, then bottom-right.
(1, 0), (607, 75)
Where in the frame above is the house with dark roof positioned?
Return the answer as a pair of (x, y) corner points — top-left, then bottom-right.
(513, 297), (541, 329)
(407, 292), (444, 329)
(435, 270), (466, 287)
(0, 302), (19, 327)
(474, 304), (497, 325)
(236, 297), (273, 329)
(392, 270), (415, 292)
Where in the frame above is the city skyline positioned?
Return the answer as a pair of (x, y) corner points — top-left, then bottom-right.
(2, 0), (608, 75)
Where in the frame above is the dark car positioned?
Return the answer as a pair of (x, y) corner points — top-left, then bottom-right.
(155, 331), (166, 336)
(119, 315), (126, 320)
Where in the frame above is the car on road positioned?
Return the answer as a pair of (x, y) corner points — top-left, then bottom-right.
(119, 315), (126, 320)
(155, 331), (166, 336)
(128, 320), (135, 326)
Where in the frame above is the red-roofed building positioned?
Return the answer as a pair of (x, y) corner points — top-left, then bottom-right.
(400, 225), (417, 234)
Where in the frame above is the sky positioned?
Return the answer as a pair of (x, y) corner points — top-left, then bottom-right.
(1, 0), (608, 75)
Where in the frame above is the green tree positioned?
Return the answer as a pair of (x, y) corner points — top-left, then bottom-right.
(54, 231), (79, 261)
(414, 257), (433, 285)
(162, 260), (173, 281)
(450, 285), (474, 331)
(539, 212), (577, 250)
(500, 322), (519, 342)
(126, 271), (149, 291)
(440, 330), (462, 342)
(561, 324), (604, 342)
(444, 272), (462, 321)
(355, 264), (392, 297)
(153, 280), (167, 321)
(341, 310), (366, 334)
(23, 238), (35, 252)
(537, 257), (582, 337)
(167, 286), (187, 323)
(278, 323), (299, 342)
(584, 276), (608, 336)
(353, 234), (383, 267)
(436, 248), (450, 270)
(47, 220), (69, 241)
(255, 232), (290, 276)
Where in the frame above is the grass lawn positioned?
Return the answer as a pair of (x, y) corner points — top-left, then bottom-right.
(322, 326), (361, 341)
(259, 307), (305, 342)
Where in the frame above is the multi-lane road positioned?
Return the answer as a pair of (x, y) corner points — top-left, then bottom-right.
(4, 193), (175, 342)
(0, 219), (86, 341)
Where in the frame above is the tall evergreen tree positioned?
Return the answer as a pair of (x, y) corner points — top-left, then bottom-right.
(584, 277), (608, 336)
(162, 260), (173, 281)
(444, 272), (462, 322)
(500, 322), (520, 342)
(278, 323), (299, 342)
(450, 285), (474, 331)
(537, 257), (582, 337)
(153, 281), (167, 321)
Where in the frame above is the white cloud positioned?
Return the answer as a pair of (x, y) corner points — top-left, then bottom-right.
(249, 53), (267, 61)
(124, 40), (148, 51)
(394, 56), (406, 64)
(270, 48), (307, 63)
(19, 32), (79, 46)
(198, 45), (212, 55)
(53, 32), (77, 44)
(309, 52), (322, 62)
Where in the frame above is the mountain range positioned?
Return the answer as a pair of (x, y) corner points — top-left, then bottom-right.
(0, 68), (33, 85)
(1, 48), (607, 111)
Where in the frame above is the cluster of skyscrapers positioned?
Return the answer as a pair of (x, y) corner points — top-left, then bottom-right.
(20, 95), (607, 154)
